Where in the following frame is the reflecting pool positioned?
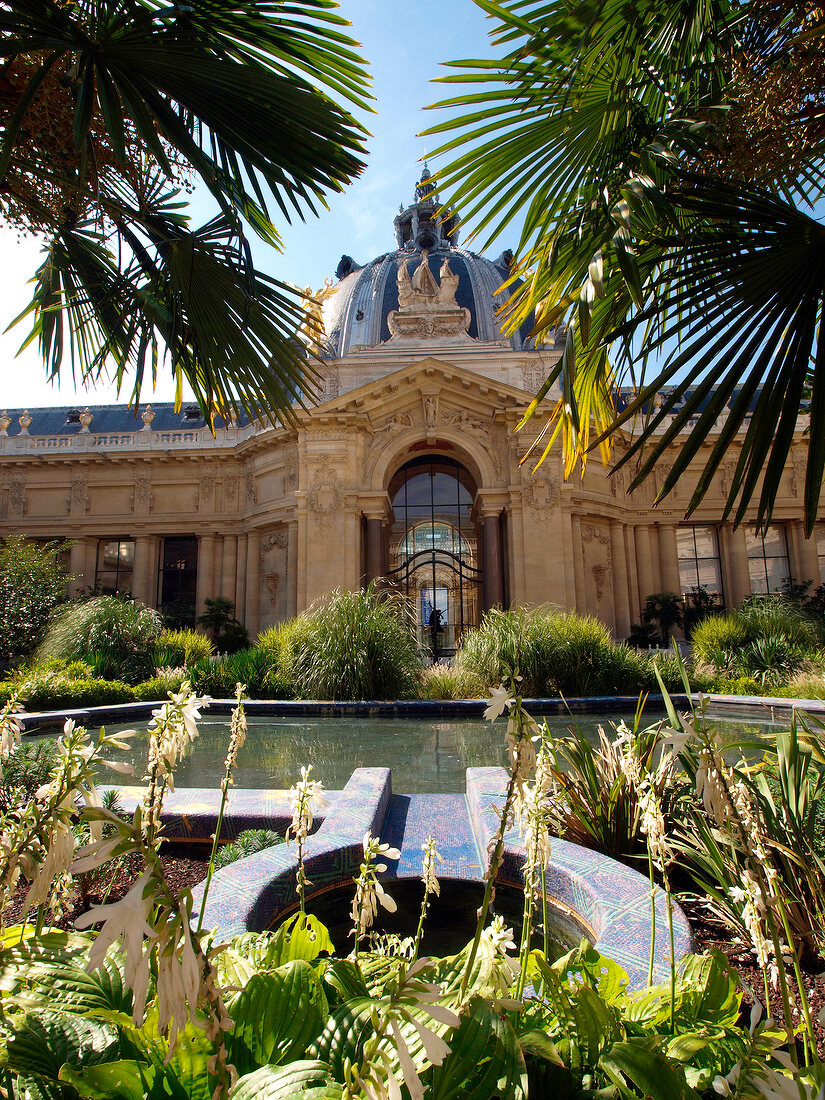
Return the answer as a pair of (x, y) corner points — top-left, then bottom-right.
(27, 703), (789, 793)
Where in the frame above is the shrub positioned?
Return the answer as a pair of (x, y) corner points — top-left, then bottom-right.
(154, 628), (214, 669)
(0, 739), (58, 811)
(737, 594), (821, 649)
(709, 675), (768, 696)
(691, 614), (751, 667)
(0, 537), (73, 662)
(188, 647), (271, 698)
(418, 664), (486, 699)
(134, 670), (187, 700)
(290, 586), (422, 700)
(0, 658), (138, 709)
(455, 607), (652, 697)
(38, 595), (162, 684)
(214, 829), (284, 869)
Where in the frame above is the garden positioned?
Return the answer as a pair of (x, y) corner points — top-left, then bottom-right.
(5, 537), (825, 710)
(0, 539), (823, 1097)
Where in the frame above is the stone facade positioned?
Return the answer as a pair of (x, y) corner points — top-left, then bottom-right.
(0, 176), (820, 643)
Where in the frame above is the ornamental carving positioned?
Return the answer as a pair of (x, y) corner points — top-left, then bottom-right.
(198, 474), (215, 509)
(423, 394), (439, 435)
(720, 460), (738, 497)
(307, 456), (341, 528)
(224, 475), (240, 507)
(259, 530), (288, 566)
(581, 522), (611, 546)
(265, 571), (280, 605)
(592, 563), (611, 601)
(387, 251), (473, 343)
(791, 450), (807, 498)
(446, 410), (491, 443)
(282, 453), (298, 494)
(8, 477), (26, 515)
(70, 478), (89, 515)
(520, 363), (545, 393)
(246, 472), (257, 506)
(523, 472), (561, 515)
(370, 411), (414, 437)
(134, 476), (153, 513)
(317, 365), (340, 401)
(655, 459), (677, 498)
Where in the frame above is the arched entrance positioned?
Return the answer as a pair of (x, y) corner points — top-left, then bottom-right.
(386, 456), (481, 658)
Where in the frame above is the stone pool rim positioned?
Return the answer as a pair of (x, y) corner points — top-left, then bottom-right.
(16, 689), (822, 731)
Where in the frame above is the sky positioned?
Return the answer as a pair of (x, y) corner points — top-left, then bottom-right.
(0, 0), (519, 411)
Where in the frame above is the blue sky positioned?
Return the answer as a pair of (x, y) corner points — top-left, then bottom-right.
(0, 0), (521, 410)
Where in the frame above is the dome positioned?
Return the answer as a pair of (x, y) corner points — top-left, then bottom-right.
(318, 170), (537, 358)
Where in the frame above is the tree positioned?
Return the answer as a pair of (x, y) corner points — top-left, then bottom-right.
(0, 0), (371, 422)
(426, 0), (825, 531)
(0, 536), (73, 663)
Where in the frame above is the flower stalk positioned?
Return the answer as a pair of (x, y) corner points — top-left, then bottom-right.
(197, 683), (247, 933)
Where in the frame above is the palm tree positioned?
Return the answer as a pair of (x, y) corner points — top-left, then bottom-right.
(0, 0), (371, 421)
(426, 0), (825, 531)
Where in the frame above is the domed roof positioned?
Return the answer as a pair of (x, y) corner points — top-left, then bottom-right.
(318, 171), (536, 358)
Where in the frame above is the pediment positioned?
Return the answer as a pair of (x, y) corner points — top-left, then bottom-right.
(308, 357), (533, 423)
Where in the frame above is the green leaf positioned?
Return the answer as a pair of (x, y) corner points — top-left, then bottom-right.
(2, 1012), (119, 1081)
(59, 1059), (156, 1100)
(230, 1060), (340, 1100)
(227, 962), (328, 1077)
(429, 996), (527, 1100)
(601, 1038), (691, 1100)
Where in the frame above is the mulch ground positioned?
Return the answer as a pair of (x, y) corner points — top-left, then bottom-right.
(3, 849), (824, 1056)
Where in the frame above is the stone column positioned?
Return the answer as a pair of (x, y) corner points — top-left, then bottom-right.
(365, 516), (385, 585)
(482, 513), (504, 610)
(131, 535), (152, 605)
(287, 521), (298, 618)
(724, 523), (751, 607)
(610, 521), (632, 638)
(195, 534), (216, 617)
(69, 537), (92, 596)
(245, 529), (261, 637)
(235, 533), (248, 623)
(791, 520), (821, 587)
(83, 538), (98, 590)
(634, 526), (656, 613)
(571, 513), (586, 613)
(220, 535), (238, 605)
(657, 523), (684, 637)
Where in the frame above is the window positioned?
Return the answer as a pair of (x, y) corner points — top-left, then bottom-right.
(159, 537), (198, 625)
(95, 538), (134, 595)
(746, 526), (790, 594)
(676, 526), (723, 597)
(817, 526), (825, 582)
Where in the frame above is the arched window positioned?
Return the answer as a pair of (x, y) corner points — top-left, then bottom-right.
(387, 456), (481, 657)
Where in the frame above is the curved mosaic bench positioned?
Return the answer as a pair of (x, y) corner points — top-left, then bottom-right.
(192, 765), (692, 991)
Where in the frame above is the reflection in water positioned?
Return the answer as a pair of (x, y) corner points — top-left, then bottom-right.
(28, 707), (784, 794)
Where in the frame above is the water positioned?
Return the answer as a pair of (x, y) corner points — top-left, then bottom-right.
(28, 704), (790, 793)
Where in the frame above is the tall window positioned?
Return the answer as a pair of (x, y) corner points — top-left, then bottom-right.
(676, 526), (723, 598)
(95, 539), (134, 595)
(817, 526), (825, 582)
(387, 456), (480, 654)
(159, 537), (198, 625)
(746, 526), (790, 594)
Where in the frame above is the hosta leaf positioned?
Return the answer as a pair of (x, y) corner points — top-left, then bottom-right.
(322, 958), (369, 1003)
(551, 941), (630, 1003)
(59, 1059), (156, 1100)
(221, 917), (335, 987)
(429, 996), (527, 1100)
(227, 962), (328, 1077)
(0, 930), (132, 1016)
(11, 1074), (66, 1100)
(308, 998), (375, 1078)
(3, 1012), (119, 1080)
(601, 1038), (691, 1100)
(230, 1060), (339, 1100)
(270, 914), (335, 965)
